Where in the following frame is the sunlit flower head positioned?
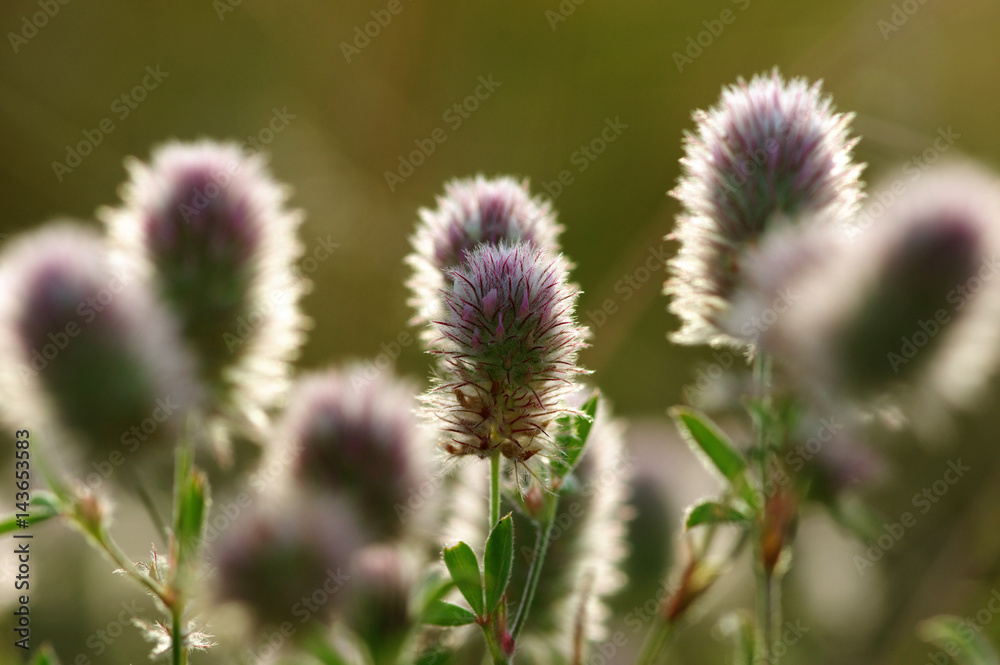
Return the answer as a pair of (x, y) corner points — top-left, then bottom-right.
(270, 365), (434, 541)
(424, 242), (588, 476)
(0, 224), (199, 466)
(102, 140), (307, 440)
(406, 175), (562, 335)
(741, 162), (1000, 432)
(667, 68), (864, 348)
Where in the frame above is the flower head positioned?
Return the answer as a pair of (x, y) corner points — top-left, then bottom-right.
(667, 69), (863, 348)
(739, 162), (1000, 431)
(0, 225), (199, 466)
(406, 175), (562, 333)
(270, 366), (434, 540)
(211, 494), (364, 630)
(425, 242), (587, 472)
(102, 140), (306, 437)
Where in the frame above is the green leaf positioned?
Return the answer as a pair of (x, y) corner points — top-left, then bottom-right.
(416, 647), (455, 665)
(685, 500), (751, 529)
(670, 406), (757, 507)
(174, 462), (211, 566)
(423, 600), (478, 627)
(551, 393), (599, 479)
(0, 493), (61, 535)
(483, 513), (514, 612)
(919, 615), (1000, 665)
(443, 541), (484, 616)
(30, 645), (61, 665)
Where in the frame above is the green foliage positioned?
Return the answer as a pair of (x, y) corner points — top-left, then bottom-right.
(483, 513), (514, 613)
(443, 541), (485, 616)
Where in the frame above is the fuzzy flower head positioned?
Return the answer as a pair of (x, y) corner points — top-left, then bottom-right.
(739, 162), (1000, 432)
(102, 140), (306, 437)
(211, 494), (364, 630)
(270, 366), (434, 541)
(0, 225), (199, 466)
(426, 242), (587, 472)
(667, 69), (864, 348)
(407, 175), (562, 332)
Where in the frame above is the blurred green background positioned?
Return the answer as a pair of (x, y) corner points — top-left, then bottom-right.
(2, 0), (1000, 663)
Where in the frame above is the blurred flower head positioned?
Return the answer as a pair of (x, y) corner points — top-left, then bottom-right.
(271, 365), (434, 541)
(425, 242), (588, 477)
(741, 162), (1000, 432)
(0, 224), (199, 466)
(406, 175), (562, 335)
(667, 69), (863, 348)
(211, 494), (364, 631)
(102, 140), (307, 440)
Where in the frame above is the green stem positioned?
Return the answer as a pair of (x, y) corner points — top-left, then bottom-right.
(172, 603), (187, 665)
(635, 620), (675, 665)
(751, 352), (779, 665)
(89, 522), (169, 601)
(480, 623), (510, 664)
(511, 498), (556, 638)
(490, 453), (501, 530)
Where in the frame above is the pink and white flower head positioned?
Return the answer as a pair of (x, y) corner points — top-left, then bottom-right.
(211, 493), (365, 630)
(406, 175), (562, 337)
(0, 225), (199, 466)
(737, 162), (1000, 434)
(425, 242), (588, 477)
(667, 69), (864, 349)
(270, 365), (434, 541)
(102, 140), (307, 442)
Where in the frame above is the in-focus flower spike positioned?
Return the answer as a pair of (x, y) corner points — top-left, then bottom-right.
(0, 224), (200, 468)
(424, 241), (588, 481)
(512, 388), (631, 662)
(739, 161), (1000, 433)
(269, 365), (435, 541)
(406, 175), (563, 337)
(211, 493), (365, 631)
(667, 68), (864, 348)
(101, 140), (307, 443)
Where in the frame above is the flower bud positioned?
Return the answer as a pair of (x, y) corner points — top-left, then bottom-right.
(407, 175), (562, 338)
(102, 140), (307, 435)
(271, 366), (434, 540)
(425, 242), (588, 470)
(667, 69), (863, 348)
(211, 494), (363, 630)
(0, 225), (198, 467)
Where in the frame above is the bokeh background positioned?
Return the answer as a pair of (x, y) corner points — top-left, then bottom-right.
(2, 0), (1000, 663)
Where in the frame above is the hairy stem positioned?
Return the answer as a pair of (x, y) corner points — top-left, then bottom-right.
(490, 453), (501, 530)
(511, 498), (556, 638)
(752, 352), (779, 664)
(636, 620), (675, 665)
